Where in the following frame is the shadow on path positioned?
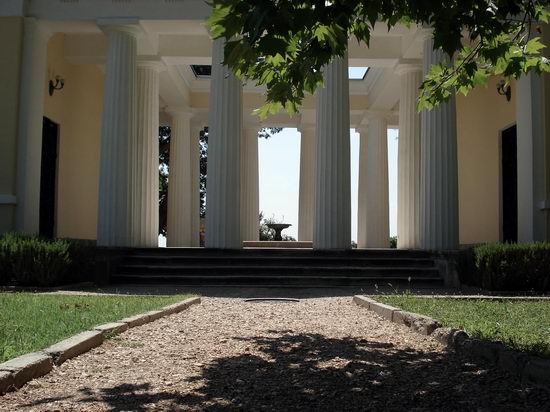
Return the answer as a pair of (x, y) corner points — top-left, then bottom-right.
(22, 332), (550, 411)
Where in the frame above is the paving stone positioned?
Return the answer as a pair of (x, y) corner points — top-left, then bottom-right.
(94, 322), (129, 336)
(44, 330), (104, 366)
(431, 327), (456, 345)
(143, 310), (166, 321)
(368, 301), (396, 321)
(0, 352), (53, 388)
(390, 310), (440, 335)
(0, 371), (14, 395)
(352, 295), (375, 310)
(411, 317), (440, 336)
(498, 348), (529, 379)
(120, 313), (151, 328)
(162, 297), (201, 315)
(522, 358), (550, 386)
(468, 340), (503, 364)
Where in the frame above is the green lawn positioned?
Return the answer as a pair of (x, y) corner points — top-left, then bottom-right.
(375, 296), (550, 358)
(0, 293), (191, 362)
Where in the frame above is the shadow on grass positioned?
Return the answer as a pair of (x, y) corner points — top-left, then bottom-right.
(20, 332), (550, 411)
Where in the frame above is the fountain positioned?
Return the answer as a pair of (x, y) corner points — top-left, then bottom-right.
(266, 223), (292, 241)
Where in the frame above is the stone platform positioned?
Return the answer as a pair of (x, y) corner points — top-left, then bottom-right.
(243, 241), (313, 248)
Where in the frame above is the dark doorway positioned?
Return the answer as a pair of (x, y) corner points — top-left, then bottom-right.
(39, 117), (59, 239)
(501, 125), (518, 243)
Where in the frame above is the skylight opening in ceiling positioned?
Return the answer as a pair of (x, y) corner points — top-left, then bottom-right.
(191, 65), (212, 79)
(191, 64), (369, 81)
(348, 67), (369, 80)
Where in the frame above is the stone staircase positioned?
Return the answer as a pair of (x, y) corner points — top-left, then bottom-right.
(110, 248), (444, 287)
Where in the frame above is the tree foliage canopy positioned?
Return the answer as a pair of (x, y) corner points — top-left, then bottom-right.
(207, 0), (550, 115)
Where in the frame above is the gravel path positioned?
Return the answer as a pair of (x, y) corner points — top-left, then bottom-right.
(1, 297), (549, 411)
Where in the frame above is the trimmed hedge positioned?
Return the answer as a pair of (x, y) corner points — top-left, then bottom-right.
(0, 234), (96, 287)
(470, 242), (550, 291)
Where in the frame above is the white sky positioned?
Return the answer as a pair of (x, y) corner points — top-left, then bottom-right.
(259, 128), (399, 242)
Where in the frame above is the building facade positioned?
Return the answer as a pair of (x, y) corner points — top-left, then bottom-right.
(1, 0), (549, 250)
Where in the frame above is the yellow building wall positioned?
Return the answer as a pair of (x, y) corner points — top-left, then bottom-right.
(43, 34), (104, 240)
(456, 77), (517, 245)
(0, 17), (23, 233)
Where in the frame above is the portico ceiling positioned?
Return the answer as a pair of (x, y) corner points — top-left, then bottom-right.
(14, 0), (425, 127)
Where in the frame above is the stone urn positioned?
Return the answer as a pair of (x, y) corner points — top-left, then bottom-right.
(266, 223), (292, 241)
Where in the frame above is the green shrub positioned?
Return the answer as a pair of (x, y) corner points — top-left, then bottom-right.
(0, 234), (72, 286)
(389, 236), (397, 249)
(473, 242), (550, 291)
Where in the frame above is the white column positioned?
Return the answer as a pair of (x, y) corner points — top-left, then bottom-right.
(205, 38), (243, 249)
(133, 62), (162, 247)
(314, 54), (351, 250)
(419, 37), (459, 250)
(396, 63), (423, 249)
(190, 124), (202, 247)
(516, 73), (549, 242)
(15, 18), (51, 234)
(97, 25), (138, 247)
(357, 116), (390, 248)
(298, 126), (315, 241)
(167, 110), (193, 247)
(240, 127), (260, 241)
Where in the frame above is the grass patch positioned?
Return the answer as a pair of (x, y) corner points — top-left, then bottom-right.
(375, 296), (550, 358)
(0, 293), (191, 362)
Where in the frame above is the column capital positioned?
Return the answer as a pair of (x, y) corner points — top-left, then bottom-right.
(355, 125), (368, 135)
(191, 121), (205, 132)
(24, 18), (53, 42)
(97, 18), (144, 38)
(166, 107), (194, 119)
(363, 110), (394, 122)
(137, 57), (166, 72)
(394, 59), (423, 76)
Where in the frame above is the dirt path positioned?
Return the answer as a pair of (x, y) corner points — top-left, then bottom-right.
(1, 297), (548, 411)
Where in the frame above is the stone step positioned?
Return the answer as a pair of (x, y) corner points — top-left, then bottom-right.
(111, 273), (444, 287)
(116, 264), (439, 277)
(110, 248), (443, 287)
(128, 247), (435, 258)
(122, 256), (436, 268)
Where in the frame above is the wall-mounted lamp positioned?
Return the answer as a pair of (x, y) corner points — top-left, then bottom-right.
(49, 75), (65, 96)
(496, 80), (511, 102)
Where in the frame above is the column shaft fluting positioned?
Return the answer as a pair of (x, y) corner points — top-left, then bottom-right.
(133, 63), (160, 247)
(420, 37), (459, 250)
(298, 127), (315, 241)
(397, 66), (422, 249)
(314, 55), (351, 250)
(190, 125), (202, 247)
(167, 111), (193, 247)
(240, 127), (260, 241)
(16, 18), (51, 234)
(205, 38), (243, 249)
(97, 27), (138, 247)
(357, 118), (390, 248)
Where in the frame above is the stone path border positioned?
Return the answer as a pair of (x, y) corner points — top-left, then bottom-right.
(0, 282), (96, 293)
(402, 295), (550, 301)
(353, 295), (550, 387)
(0, 296), (200, 395)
